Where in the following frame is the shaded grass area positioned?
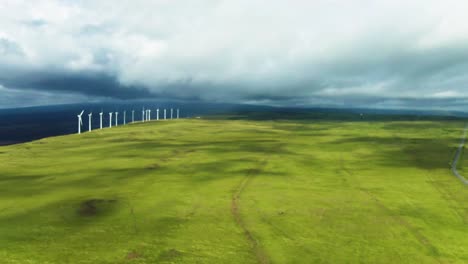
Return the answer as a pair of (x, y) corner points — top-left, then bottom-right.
(0, 118), (467, 263)
(205, 109), (464, 122)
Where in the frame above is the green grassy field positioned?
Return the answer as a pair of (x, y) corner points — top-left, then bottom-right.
(0, 118), (467, 263)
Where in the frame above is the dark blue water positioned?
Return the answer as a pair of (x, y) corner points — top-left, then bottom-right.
(0, 101), (271, 146)
(0, 102), (464, 146)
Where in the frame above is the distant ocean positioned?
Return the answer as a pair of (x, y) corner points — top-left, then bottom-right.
(0, 101), (266, 146)
(0, 102), (464, 146)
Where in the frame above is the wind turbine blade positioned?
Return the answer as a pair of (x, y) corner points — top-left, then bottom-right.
(79, 110), (84, 116)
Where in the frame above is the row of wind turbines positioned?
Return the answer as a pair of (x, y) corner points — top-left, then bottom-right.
(77, 108), (180, 134)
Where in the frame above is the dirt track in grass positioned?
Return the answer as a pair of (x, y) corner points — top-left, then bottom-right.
(231, 159), (270, 264)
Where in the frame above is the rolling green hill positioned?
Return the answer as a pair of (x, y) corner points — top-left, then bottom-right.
(0, 118), (467, 263)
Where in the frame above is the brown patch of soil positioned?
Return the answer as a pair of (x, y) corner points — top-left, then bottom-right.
(146, 163), (161, 170)
(77, 199), (116, 217)
(126, 251), (142, 260)
(158, 249), (182, 261)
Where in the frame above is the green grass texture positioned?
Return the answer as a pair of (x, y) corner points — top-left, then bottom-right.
(0, 118), (467, 263)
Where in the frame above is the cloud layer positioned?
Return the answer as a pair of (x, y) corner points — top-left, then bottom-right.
(1, 0), (468, 109)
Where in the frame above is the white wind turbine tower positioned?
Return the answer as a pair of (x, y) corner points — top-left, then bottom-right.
(99, 111), (103, 129)
(170, 108), (173, 119)
(177, 108), (179, 119)
(109, 112), (113, 128)
(164, 109), (167, 120)
(77, 110), (84, 134)
(156, 108), (159, 120)
(142, 107), (145, 122)
(115, 112), (118, 126)
(123, 111), (126, 125)
(148, 109), (151, 121)
(88, 112), (93, 132)
(132, 110), (135, 123)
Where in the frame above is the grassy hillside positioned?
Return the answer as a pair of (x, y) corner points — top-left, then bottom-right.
(0, 118), (467, 263)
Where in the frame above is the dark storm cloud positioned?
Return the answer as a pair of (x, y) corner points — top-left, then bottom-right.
(0, 71), (153, 99)
(1, 0), (468, 110)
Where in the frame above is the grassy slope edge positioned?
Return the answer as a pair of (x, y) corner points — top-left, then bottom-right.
(0, 118), (467, 263)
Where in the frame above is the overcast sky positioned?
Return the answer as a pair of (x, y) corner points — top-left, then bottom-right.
(1, 0), (468, 110)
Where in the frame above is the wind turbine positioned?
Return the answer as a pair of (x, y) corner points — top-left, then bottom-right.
(88, 112), (92, 132)
(77, 110), (84, 134)
(109, 112), (113, 128)
(170, 108), (173, 119)
(115, 112), (118, 126)
(164, 109), (167, 120)
(123, 111), (126, 125)
(132, 110), (135, 123)
(177, 109), (179, 119)
(148, 109), (151, 121)
(99, 111), (103, 129)
(156, 108), (159, 120)
(142, 107), (145, 122)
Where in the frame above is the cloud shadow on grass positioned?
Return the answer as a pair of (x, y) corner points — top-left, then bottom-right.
(329, 135), (458, 170)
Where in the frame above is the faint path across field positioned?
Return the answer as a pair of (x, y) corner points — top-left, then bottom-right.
(451, 124), (468, 185)
(231, 159), (270, 264)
